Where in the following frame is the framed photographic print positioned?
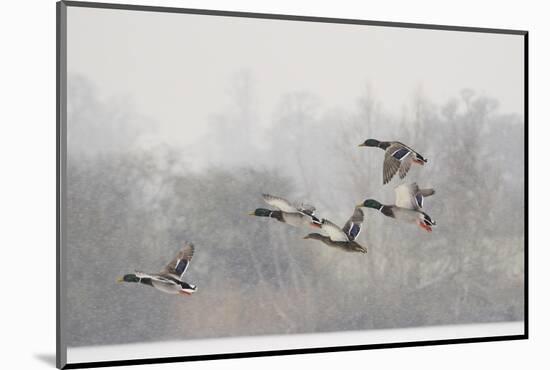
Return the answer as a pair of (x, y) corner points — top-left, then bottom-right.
(57, 1), (528, 368)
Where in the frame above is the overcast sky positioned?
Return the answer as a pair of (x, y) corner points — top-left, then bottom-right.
(67, 6), (524, 147)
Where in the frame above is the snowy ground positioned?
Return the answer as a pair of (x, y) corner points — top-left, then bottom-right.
(67, 321), (523, 364)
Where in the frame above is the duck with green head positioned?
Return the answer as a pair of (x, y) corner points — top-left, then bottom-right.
(249, 193), (322, 229)
(358, 183), (436, 232)
(358, 139), (428, 184)
(117, 243), (197, 296)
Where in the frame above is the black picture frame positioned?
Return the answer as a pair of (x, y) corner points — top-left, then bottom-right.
(56, 1), (528, 368)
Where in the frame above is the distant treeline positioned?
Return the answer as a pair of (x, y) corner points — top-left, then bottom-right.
(66, 79), (524, 346)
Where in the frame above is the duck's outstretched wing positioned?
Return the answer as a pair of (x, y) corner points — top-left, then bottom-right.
(383, 143), (412, 184)
(414, 187), (435, 209)
(134, 270), (153, 279)
(262, 194), (299, 213)
(383, 152), (400, 185)
(262, 194), (318, 221)
(297, 203), (316, 215)
(398, 156), (413, 179)
(342, 207), (364, 241)
(161, 242), (195, 280)
(395, 183), (435, 210)
(321, 219), (350, 242)
(419, 188), (435, 197)
(394, 183), (418, 210)
(297, 204), (321, 224)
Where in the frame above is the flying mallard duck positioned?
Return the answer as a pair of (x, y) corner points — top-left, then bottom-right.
(304, 207), (367, 253)
(358, 139), (428, 184)
(117, 242), (197, 296)
(357, 183), (436, 232)
(249, 194), (322, 229)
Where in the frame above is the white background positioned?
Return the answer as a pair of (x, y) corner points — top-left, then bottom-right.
(0, 0), (544, 369)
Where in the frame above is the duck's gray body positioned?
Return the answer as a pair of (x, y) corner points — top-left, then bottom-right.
(391, 207), (427, 224)
(135, 272), (197, 295)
